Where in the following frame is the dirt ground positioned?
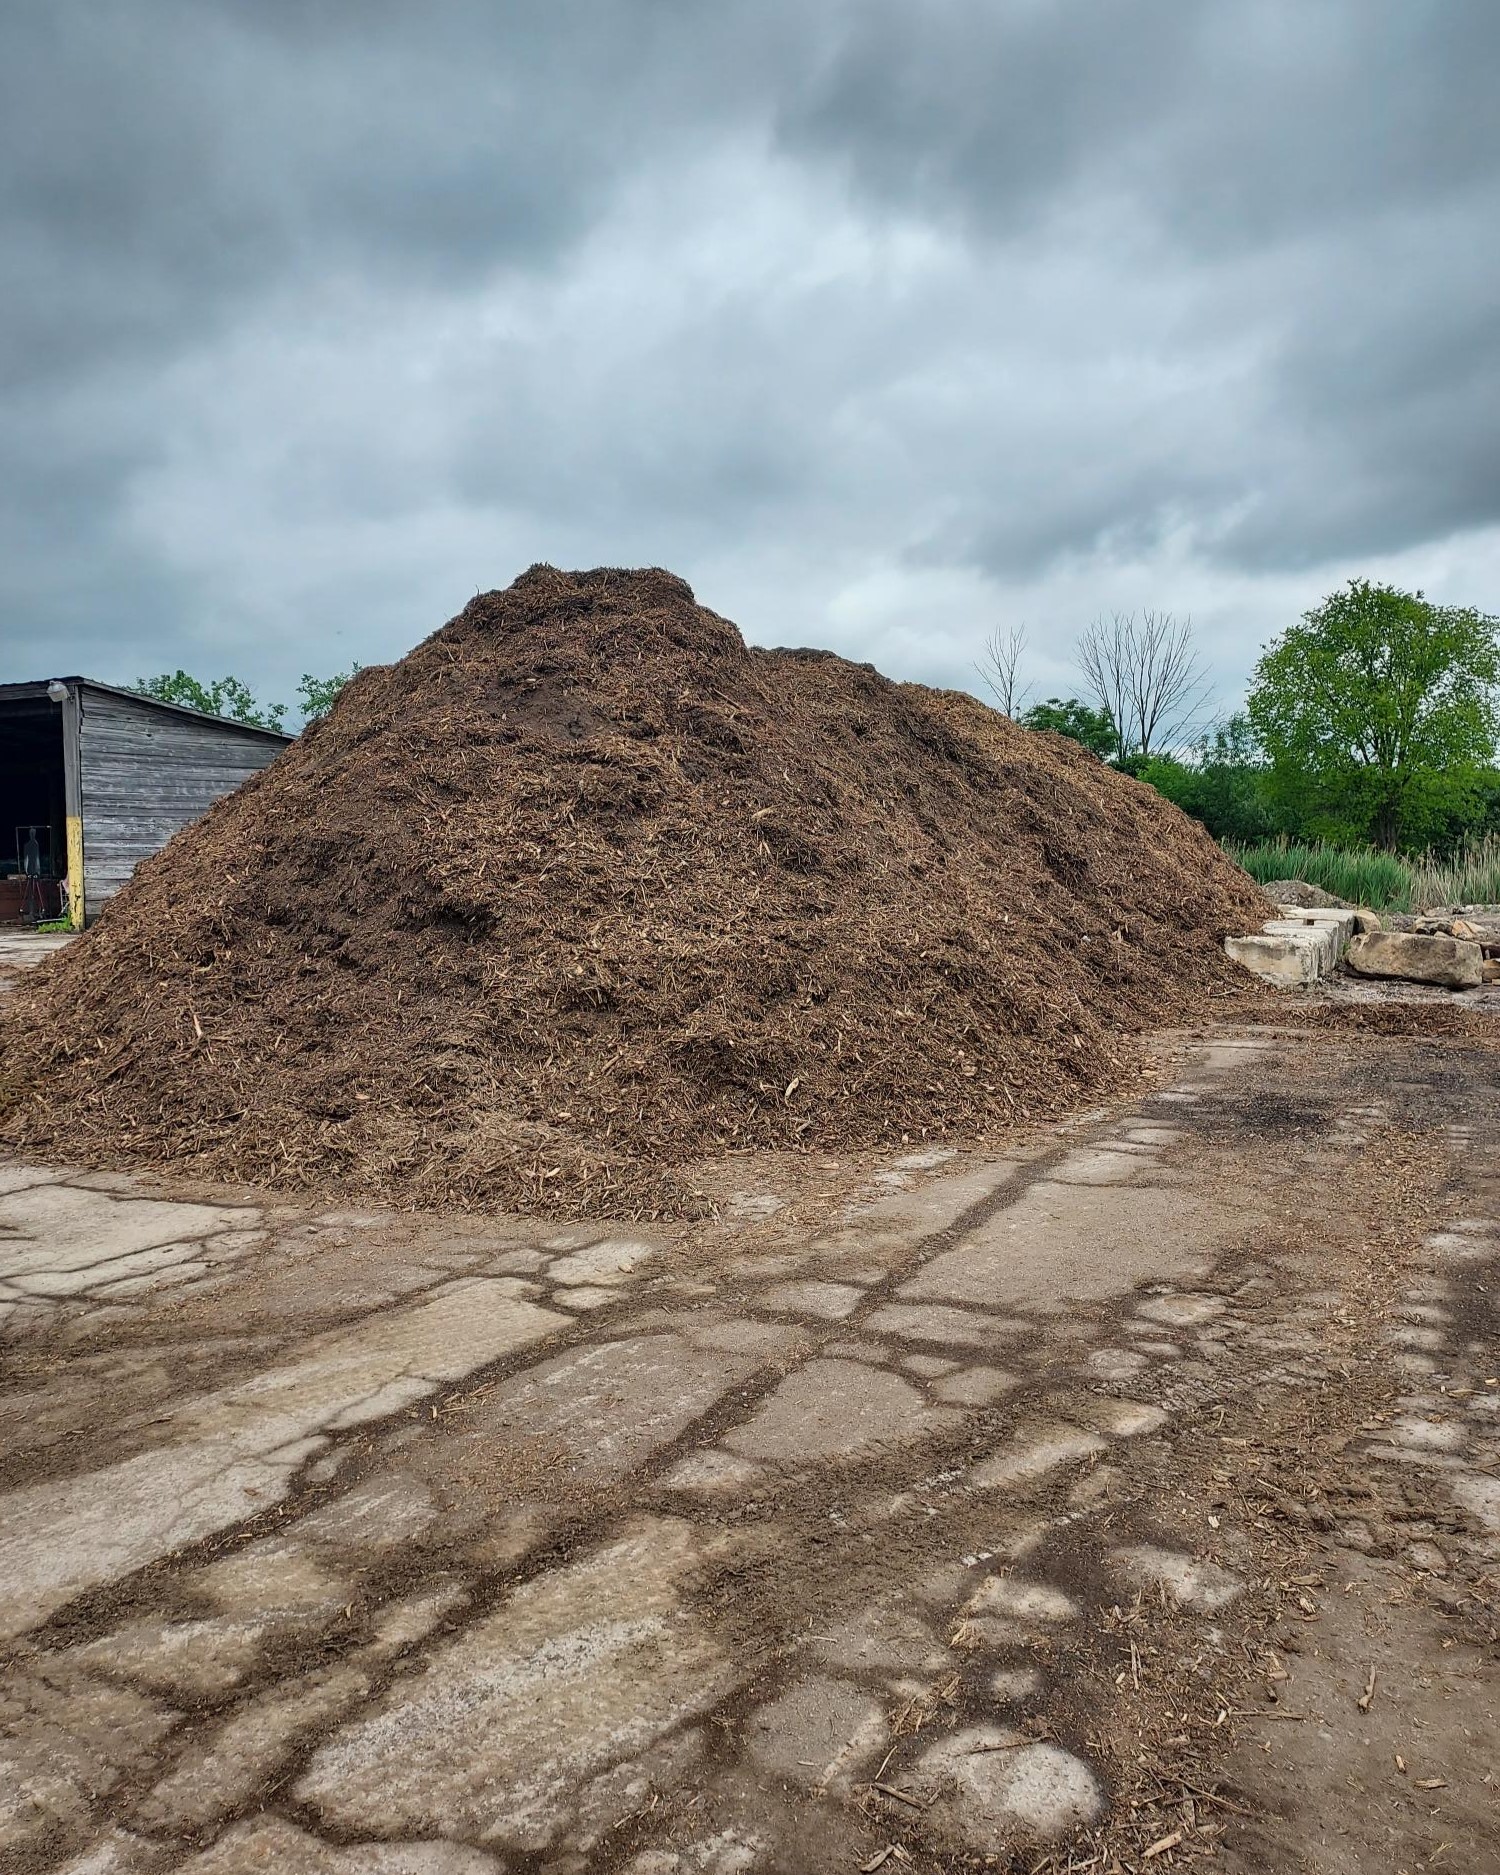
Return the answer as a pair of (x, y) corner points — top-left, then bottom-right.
(1, 936), (1497, 1874)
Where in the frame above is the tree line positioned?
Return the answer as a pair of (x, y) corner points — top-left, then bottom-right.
(131, 667), (361, 732)
(983, 579), (1500, 854)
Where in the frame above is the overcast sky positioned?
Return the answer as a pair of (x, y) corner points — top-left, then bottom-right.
(3, 2), (1498, 723)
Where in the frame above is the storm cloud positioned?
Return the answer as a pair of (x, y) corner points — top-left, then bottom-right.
(3, 1), (1497, 714)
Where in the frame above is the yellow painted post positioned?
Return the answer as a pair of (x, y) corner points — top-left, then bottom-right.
(53, 680), (86, 929)
(65, 815), (85, 930)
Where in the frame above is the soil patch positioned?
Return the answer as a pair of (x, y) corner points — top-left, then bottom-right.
(0, 566), (1267, 1217)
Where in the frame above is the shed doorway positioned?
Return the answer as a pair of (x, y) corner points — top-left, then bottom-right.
(0, 694), (67, 924)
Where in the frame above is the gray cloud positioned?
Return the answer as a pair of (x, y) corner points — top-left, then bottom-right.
(2, 0), (1498, 714)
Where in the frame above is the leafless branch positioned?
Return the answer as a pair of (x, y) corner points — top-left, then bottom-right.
(976, 623), (1032, 718)
(1076, 611), (1211, 759)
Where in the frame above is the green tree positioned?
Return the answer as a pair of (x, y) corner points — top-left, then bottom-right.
(1020, 696), (1117, 759)
(297, 665), (361, 723)
(133, 671), (287, 732)
(1248, 580), (1500, 849)
(1136, 714), (1277, 842)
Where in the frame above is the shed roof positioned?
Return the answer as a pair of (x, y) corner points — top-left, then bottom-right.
(0, 678), (294, 743)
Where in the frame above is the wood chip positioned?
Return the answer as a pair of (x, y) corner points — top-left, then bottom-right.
(1415, 1777), (1448, 1790)
(1144, 1830), (1184, 1859)
(866, 1782), (927, 1809)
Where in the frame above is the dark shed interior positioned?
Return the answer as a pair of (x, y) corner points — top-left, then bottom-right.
(0, 692), (66, 921)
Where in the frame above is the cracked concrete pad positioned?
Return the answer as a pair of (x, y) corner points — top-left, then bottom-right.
(547, 1237), (657, 1286)
(192, 1536), (350, 1619)
(743, 1675), (885, 1784)
(809, 1603), (949, 1675)
(968, 1576), (1078, 1622)
(1047, 1149), (1150, 1185)
(758, 1280), (863, 1320)
(291, 1471), (439, 1552)
(0, 1667), (179, 1858)
(904, 1184), (1237, 1314)
(92, 1260), (208, 1298)
(902, 1353), (959, 1377)
(461, 1334), (755, 1480)
(920, 1727), (1104, 1845)
(134, 1664), (370, 1832)
(555, 1284), (616, 1311)
(824, 1338), (890, 1363)
(68, 1617), (265, 1698)
(662, 1449), (766, 1495)
(933, 1365), (1017, 1406)
(680, 1317), (802, 1356)
(864, 1302), (1015, 1348)
(1063, 1396), (1169, 1438)
(1392, 1414), (1466, 1452)
(1453, 1472), (1500, 1530)
(722, 1360), (958, 1463)
(817, 1167), (1017, 1252)
(0, 1166), (68, 1195)
(626, 1830), (761, 1875)
(54, 1831), (165, 1875)
(1112, 1545), (1243, 1612)
(570, 1729), (707, 1853)
(0, 1184), (251, 1297)
(1135, 1292), (1227, 1328)
(0, 1279), (566, 1641)
(970, 1425), (1108, 1492)
(296, 1517), (734, 1852)
(366, 1581), (469, 1661)
(177, 1819), (505, 1874)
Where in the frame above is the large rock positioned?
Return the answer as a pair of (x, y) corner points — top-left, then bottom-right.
(1260, 878), (1351, 910)
(1345, 931), (1482, 990)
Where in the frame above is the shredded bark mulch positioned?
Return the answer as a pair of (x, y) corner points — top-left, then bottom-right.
(0, 566), (1269, 1216)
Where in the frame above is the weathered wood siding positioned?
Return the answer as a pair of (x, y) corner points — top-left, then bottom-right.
(77, 687), (286, 910)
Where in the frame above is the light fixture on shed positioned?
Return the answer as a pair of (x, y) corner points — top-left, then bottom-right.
(46, 680), (68, 703)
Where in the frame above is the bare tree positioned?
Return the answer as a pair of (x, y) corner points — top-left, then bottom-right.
(1076, 611), (1210, 761)
(976, 623), (1033, 718)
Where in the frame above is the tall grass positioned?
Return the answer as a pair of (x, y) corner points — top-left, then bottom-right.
(1225, 832), (1500, 912)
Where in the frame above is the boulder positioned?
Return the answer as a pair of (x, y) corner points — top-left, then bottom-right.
(1259, 878), (1351, 910)
(1344, 931), (1482, 991)
(1351, 908), (1382, 935)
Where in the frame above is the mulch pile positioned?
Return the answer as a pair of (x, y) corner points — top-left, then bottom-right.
(0, 566), (1270, 1217)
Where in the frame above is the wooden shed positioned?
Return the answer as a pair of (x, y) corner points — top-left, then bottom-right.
(0, 678), (291, 928)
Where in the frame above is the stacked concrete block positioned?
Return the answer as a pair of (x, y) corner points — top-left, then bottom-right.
(1224, 904), (1358, 987)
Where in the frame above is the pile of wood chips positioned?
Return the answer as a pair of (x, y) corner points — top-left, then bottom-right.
(0, 565), (1268, 1216)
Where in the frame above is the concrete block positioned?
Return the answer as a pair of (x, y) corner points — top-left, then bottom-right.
(1263, 920), (1338, 970)
(1273, 907), (1358, 957)
(1345, 931), (1482, 990)
(1224, 932), (1325, 986)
